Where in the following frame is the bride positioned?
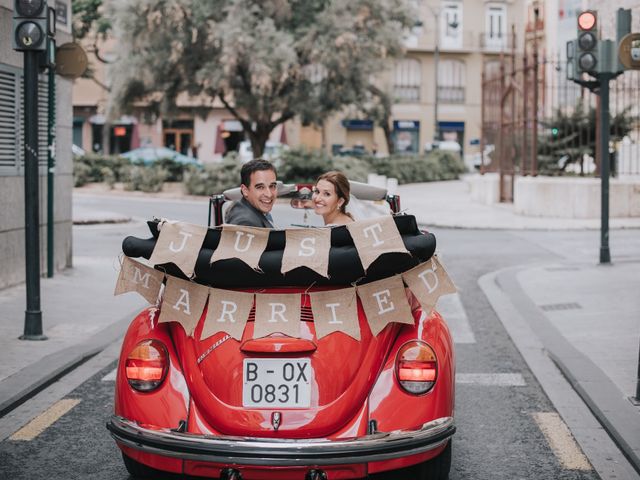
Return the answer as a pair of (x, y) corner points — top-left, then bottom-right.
(312, 171), (355, 226)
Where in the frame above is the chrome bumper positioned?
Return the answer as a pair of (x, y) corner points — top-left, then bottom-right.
(107, 415), (455, 466)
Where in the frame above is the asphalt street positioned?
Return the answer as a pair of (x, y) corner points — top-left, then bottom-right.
(1, 193), (632, 478)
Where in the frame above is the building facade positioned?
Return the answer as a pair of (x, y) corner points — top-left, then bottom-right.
(0, 0), (73, 289)
(308, 0), (527, 162)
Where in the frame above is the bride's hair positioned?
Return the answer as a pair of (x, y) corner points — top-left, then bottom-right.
(316, 171), (354, 219)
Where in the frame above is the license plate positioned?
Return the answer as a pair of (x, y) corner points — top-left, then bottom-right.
(242, 358), (311, 408)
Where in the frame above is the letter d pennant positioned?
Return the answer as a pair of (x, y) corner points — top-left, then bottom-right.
(402, 255), (456, 313)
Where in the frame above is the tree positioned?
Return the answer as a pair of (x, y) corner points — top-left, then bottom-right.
(538, 101), (636, 175)
(106, 0), (415, 158)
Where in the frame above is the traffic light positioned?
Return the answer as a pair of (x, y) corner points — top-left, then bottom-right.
(12, 0), (48, 52)
(576, 10), (598, 75)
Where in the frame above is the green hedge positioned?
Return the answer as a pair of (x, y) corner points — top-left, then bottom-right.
(277, 148), (465, 185)
(182, 157), (242, 196)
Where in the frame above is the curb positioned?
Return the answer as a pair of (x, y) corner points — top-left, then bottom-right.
(479, 266), (640, 480)
(0, 310), (135, 417)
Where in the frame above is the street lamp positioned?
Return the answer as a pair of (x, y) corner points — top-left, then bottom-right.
(426, 4), (459, 144)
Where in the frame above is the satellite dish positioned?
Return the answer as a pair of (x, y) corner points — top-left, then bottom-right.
(55, 42), (88, 79)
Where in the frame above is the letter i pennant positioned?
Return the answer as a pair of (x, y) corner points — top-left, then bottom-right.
(309, 288), (360, 340)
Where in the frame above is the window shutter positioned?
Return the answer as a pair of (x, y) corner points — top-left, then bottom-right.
(0, 70), (18, 170)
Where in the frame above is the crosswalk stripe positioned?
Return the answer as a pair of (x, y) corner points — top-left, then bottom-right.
(436, 293), (476, 344)
(532, 412), (592, 471)
(101, 368), (117, 382)
(456, 373), (526, 386)
(9, 399), (81, 441)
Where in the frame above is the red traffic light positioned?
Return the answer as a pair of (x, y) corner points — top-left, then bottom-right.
(578, 11), (597, 31)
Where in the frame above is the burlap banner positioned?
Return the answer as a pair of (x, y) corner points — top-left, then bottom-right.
(402, 255), (457, 313)
(158, 276), (210, 336)
(210, 225), (270, 271)
(148, 221), (208, 278)
(347, 216), (409, 271)
(281, 228), (331, 278)
(309, 288), (360, 340)
(253, 293), (301, 339)
(201, 289), (254, 341)
(114, 256), (164, 304)
(357, 275), (414, 336)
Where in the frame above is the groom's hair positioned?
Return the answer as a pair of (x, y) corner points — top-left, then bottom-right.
(240, 159), (277, 187)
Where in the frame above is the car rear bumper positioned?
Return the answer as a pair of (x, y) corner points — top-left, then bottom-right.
(107, 415), (455, 466)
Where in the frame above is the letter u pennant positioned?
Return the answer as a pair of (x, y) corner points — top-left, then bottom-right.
(210, 226), (270, 271)
(148, 221), (208, 278)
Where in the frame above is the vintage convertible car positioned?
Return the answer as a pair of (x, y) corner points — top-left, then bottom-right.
(107, 182), (456, 480)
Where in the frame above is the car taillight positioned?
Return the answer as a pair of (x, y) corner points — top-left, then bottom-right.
(125, 340), (169, 392)
(395, 340), (437, 395)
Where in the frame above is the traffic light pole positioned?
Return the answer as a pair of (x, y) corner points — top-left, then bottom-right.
(598, 73), (613, 265)
(21, 50), (46, 341)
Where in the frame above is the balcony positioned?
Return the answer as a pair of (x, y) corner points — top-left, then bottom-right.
(479, 33), (515, 53)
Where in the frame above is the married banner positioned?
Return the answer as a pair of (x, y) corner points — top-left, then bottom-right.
(148, 221), (208, 278)
(114, 256), (165, 304)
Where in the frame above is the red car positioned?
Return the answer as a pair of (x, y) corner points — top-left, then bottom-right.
(107, 183), (456, 480)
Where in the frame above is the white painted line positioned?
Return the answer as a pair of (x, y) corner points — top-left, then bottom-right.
(532, 412), (592, 471)
(436, 293), (476, 344)
(101, 368), (117, 382)
(456, 373), (526, 386)
(9, 399), (81, 441)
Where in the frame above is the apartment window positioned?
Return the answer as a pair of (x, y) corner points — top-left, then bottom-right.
(437, 59), (465, 103)
(485, 4), (506, 49)
(394, 59), (421, 102)
(0, 64), (48, 175)
(441, 1), (463, 49)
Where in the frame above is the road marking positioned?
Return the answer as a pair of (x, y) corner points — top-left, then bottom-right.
(456, 373), (526, 386)
(436, 293), (476, 344)
(9, 399), (81, 441)
(532, 412), (592, 471)
(101, 368), (117, 382)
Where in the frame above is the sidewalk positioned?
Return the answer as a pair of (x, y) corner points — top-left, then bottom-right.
(1, 178), (639, 475)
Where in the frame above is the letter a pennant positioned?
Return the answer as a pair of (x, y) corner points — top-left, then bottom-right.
(158, 276), (209, 336)
(201, 289), (254, 341)
(148, 221), (208, 278)
(402, 255), (457, 313)
(114, 256), (164, 304)
(210, 226), (270, 271)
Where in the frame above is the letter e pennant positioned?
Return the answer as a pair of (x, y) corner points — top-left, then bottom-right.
(357, 276), (414, 336)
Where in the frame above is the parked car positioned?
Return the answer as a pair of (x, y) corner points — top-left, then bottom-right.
(107, 182), (456, 480)
(238, 141), (289, 165)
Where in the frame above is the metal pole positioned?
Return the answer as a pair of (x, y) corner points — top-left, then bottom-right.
(21, 50), (46, 341)
(634, 340), (640, 404)
(599, 74), (611, 264)
(47, 65), (55, 278)
(433, 9), (440, 143)
(532, 8), (539, 176)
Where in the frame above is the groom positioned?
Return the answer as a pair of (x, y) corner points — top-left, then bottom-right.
(225, 159), (277, 228)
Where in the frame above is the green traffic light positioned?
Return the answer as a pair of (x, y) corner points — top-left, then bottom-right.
(551, 127), (559, 136)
